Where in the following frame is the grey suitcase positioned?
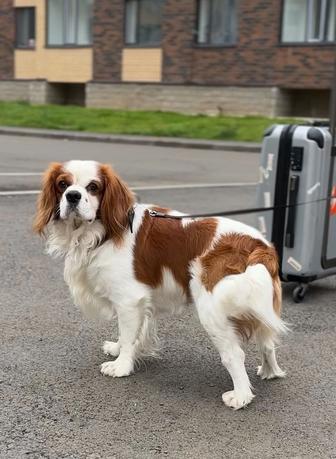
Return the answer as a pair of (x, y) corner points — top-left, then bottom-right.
(256, 124), (336, 302)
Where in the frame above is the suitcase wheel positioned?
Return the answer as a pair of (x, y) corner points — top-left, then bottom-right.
(293, 284), (309, 303)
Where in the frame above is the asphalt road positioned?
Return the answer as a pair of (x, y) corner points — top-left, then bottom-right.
(1, 135), (336, 459)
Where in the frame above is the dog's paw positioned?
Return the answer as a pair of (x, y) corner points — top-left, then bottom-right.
(102, 340), (120, 357)
(222, 390), (255, 410)
(257, 365), (286, 380)
(100, 358), (134, 378)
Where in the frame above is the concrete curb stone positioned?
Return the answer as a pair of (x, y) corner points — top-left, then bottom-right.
(0, 126), (261, 153)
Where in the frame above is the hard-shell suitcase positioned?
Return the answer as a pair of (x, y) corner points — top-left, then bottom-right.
(256, 124), (336, 302)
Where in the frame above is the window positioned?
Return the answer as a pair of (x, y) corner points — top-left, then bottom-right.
(125, 0), (164, 46)
(47, 0), (93, 46)
(197, 0), (237, 45)
(282, 0), (336, 43)
(15, 7), (35, 48)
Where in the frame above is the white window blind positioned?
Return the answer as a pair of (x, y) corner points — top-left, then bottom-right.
(125, 0), (138, 44)
(197, 0), (237, 45)
(16, 8), (35, 48)
(282, 0), (336, 42)
(125, 0), (163, 45)
(48, 0), (93, 46)
(77, 0), (93, 45)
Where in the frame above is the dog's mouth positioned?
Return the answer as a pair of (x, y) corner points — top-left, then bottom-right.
(62, 206), (95, 226)
(64, 205), (80, 218)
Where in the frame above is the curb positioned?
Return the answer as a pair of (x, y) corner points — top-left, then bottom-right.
(0, 126), (261, 153)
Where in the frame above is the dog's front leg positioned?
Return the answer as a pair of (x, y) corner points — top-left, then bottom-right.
(100, 302), (141, 378)
(102, 339), (120, 358)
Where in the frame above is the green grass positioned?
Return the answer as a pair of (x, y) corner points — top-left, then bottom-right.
(0, 101), (302, 143)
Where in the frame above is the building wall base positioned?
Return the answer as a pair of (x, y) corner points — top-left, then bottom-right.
(0, 80), (85, 105)
(0, 80), (31, 102)
(0, 81), (330, 118)
(87, 83), (290, 117)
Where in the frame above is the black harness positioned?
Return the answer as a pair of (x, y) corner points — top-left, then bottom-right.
(128, 207), (135, 233)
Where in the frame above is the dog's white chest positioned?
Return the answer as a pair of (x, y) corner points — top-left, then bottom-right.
(63, 254), (113, 318)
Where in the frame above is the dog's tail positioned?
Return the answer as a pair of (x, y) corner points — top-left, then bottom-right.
(213, 263), (287, 338)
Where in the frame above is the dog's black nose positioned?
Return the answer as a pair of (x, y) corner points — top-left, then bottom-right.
(66, 190), (81, 204)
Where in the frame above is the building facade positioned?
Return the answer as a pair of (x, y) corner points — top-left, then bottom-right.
(0, 0), (335, 117)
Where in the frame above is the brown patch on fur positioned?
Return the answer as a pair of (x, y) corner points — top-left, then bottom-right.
(273, 275), (282, 317)
(200, 233), (281, 340)
(201, 234), (278, 290)
(33, 162), (69, 235)
(99, 164), (135, 245)
(134, 209), (218, 295)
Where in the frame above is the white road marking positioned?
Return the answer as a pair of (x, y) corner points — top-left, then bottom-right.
(0, 172), (42, 176)
(131, 182), (257, 191)
(0, 181), (257, 197)
(0, 190), (40, 196)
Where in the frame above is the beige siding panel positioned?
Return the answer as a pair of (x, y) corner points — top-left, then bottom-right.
(14, 0), (92, 82)
(15, 49), (93, 82)
(122, 49), (162, 82)
(14, 0), (39, 6)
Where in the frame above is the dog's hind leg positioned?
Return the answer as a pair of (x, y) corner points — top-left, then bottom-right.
(134, 308), (159, 359)
(211, 264), (286, 382)
(256, 328), (286, 380)
(195, 296), (254, 410)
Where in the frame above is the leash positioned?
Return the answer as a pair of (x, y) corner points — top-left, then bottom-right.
(147, 195), (335, 220)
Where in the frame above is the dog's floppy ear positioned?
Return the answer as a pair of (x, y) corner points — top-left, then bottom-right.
(33, 162), (63, 235)
(99, 164), (135, 245)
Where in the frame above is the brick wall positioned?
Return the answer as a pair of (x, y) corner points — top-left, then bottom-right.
(92, 0), (124, 82)
(162, 0), (195, 83)
(0, 1), (14, 80)
(164, 0), (335, 89)
(92, 0), (335, 88)
(1, 0), (333, 88)
(189, 0), (277, 86)
(274, 47), (335, 88)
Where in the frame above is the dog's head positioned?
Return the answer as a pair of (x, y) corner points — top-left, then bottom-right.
(33, 160), (135, 244)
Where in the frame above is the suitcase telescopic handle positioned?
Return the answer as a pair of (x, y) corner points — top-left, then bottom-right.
(285, 175), (300, 248)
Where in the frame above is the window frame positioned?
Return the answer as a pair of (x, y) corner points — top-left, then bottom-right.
(46, 0), (93, 48)
(15, 7), (36, 50)
(280, 0), (336, 45)
(124, 0), (164, 47)
(195, 0), (237, 48)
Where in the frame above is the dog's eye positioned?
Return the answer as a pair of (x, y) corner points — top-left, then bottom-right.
(87, 182), (98, 193)
(58, 180), (68, 191)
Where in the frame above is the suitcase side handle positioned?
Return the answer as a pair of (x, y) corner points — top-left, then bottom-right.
(285, 175), (300, 248)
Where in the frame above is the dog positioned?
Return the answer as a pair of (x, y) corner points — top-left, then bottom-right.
(34, 160), (286, 410)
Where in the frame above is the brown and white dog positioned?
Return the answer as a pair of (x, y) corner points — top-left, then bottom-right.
(34, 160), (286, 410)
